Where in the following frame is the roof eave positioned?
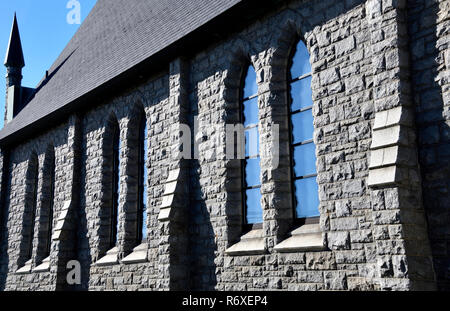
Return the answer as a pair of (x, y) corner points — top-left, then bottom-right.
(0, 0), (286, 148)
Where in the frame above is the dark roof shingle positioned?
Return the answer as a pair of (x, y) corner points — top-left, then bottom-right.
(0, 0), (243, 143)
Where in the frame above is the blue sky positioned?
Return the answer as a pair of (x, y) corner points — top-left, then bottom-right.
(0, 0), (97, 129)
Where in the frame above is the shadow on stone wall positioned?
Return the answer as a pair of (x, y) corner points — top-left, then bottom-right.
(75, 127), (91, 291)
(0, 155), (12, 290)
(188, 159), (218, 290)
(408, 0), (450, 290)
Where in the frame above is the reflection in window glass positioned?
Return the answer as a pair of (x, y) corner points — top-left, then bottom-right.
(290, 40), (319, 219)
(294, 178), (320, 218)
(293, 143), (317, 177)
(291, 77), (313, 111)
(245, 158), (261, 188)
(290, 40), (311, 78)
(291, 110), (314, 144)
(245, 188), (263, 224)
(139, 117), (148, 242)
(243, 97), (259, 127)
(245, 127), (260, 158)
(243, 66), (258, 99)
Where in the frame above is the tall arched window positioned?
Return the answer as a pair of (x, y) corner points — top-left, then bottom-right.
(27, 153), (39, 260)
(110, 121), (120, 248)
(137, 115), (148, 243)
(46, 156), (55, 257)
(289, 40), (319, 221)
(241, 65), (263, 227)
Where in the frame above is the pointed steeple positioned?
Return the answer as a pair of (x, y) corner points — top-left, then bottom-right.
(4, 13), (25, 68)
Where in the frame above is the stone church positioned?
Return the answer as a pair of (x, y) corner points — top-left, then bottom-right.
(0, 0), (448, 291)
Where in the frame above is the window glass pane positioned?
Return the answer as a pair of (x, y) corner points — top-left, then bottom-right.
(245, 157), (261, 187)
(291, 109), (314, 144)
(245, 127), (259, 158)
(290, 40), (311, 79)
(243, 97), (258, 127)
(246, 188), (263, 224)
(243, 66), (258, 99)
(142, 122), (148, 240)
(294, 177), (320, 218)
(47, 160), (55, 255)
(142, 199), (147, 240)
(293, 143), (317, 177)
(115, 138), (121, 243)
(291, 76), (313, 111)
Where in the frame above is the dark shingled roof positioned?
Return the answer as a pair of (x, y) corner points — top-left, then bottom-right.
(0, 0), (249, 144)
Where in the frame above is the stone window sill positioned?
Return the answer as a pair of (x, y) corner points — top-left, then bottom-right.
(16, 259), (32, 274)
(33, 256), (51, 273)
(274, 223), (326, 252)
(96, 246), (119, 266)
(225, 229), (267, 256)
(122, 243), (148, 264)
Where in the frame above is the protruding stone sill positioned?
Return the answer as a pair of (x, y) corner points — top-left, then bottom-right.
(95, 246), (119, 266)
(274, 224), (326, 253)
(33, 256), (51, 272)
(122, 243), (148, 264)
(225, 229), (266, 256)
(16, 259), (32, 274)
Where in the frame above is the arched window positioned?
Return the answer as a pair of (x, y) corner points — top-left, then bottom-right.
(289, 40), (319, 221)
(241, 65), (263, 227)
(110, 121), (120, 248)
(27, 153), (39, 260)
(45, 152), (55, 258)
(137, 115), (148, 243)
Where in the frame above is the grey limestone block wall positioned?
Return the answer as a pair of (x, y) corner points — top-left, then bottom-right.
(189, 0), (379, 291)
(187, 0), (436, 291)
(408, 0), (450, 290)
(80, 72), (169, 290)
(0, 121), (75, 290)
(0, 0), (446, 291)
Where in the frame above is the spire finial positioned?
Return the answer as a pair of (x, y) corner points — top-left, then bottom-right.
(4, 13), (25, 68)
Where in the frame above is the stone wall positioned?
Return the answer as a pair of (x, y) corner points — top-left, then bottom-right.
(0, 0), (445, 291)
(408, 0), (450, 291)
